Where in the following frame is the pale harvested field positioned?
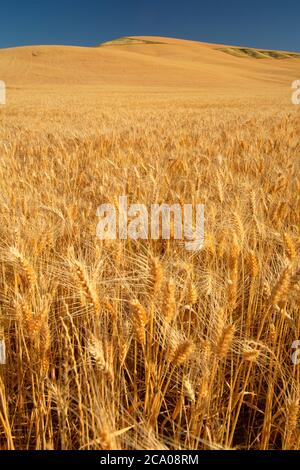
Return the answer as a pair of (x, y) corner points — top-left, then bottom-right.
(0, 37), (299, 450)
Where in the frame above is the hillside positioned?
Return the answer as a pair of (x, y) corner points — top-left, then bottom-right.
(0, 36), (299, 91)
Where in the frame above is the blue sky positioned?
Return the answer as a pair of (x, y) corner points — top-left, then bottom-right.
(1, 0), (300, 52)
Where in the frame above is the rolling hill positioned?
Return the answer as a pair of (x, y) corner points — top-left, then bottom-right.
(0, 36), (299, 91)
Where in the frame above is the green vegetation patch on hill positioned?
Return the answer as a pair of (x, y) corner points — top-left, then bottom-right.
(99, 37), (167, 46)
(218, 46), (300, 59)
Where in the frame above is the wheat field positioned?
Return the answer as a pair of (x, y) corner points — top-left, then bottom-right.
(0, 37), (299, 450)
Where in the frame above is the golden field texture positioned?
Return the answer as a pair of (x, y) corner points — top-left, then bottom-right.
(0, 37), (300, 450)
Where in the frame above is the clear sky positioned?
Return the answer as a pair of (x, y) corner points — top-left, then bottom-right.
(1, 0), (300, 52)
